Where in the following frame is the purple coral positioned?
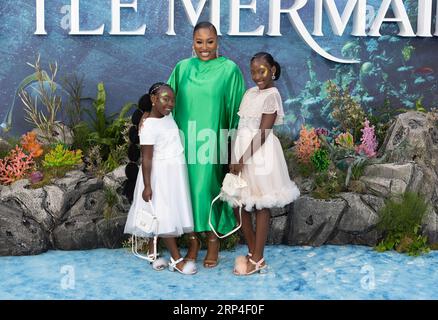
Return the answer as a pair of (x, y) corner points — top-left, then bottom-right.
(315, 128), (329, 137)
(30, 171), (44, 184)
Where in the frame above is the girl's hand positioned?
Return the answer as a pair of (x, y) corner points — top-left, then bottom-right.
(229, 163), (244, 175)
(142, 186), (152, 202)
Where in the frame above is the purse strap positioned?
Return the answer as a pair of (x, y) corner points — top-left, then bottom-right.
(131, 201), (159, 262)
(148, 201), (159, 260)
(208, 192), (243, 239)
(209, 172), (244, 238)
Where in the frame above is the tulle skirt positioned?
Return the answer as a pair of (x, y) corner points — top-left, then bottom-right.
(124, 153), (194, 237)
(233, 131), (300, 212)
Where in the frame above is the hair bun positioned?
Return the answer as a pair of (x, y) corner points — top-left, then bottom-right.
(273, 60), (281, 81)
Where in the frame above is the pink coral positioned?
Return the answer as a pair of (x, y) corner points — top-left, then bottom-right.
(356, 119), (378, 158)
(0, 146), (35, 185)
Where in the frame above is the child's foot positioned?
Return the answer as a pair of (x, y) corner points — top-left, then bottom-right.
(245, 258), (266, 273)
(147, 239), (155, 254)
(169, 257), (197, 275)
(184, 235), (201, 262)
(176, 259), (187, 271)
(234, 256), (267, 275)
(152, 258), (168, 271)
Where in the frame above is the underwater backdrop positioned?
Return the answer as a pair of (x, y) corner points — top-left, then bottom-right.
(1, 0), (437, 137)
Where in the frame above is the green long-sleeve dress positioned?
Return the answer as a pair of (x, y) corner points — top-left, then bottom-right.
(168, 56), (246, 234)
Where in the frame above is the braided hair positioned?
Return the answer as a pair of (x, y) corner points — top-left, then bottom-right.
(123, 82), (172, 203)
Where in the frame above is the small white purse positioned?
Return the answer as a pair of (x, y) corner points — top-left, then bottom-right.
(134, 204), (158, 235)
(132, 201), (159, 262)
(209, 173), (247, 239)
(221, 172), (248, 198)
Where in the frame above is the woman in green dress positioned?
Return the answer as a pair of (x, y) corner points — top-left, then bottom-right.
(168, 22), (246, 268)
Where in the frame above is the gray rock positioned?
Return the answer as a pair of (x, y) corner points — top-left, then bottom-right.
(53, 214), (99, 250)
(43, 184), (66, 221)
(103, 165), (127, 190)
(381, 112), (435, 164)
(288, 196), (347, 246)
(327, 193), (382, 246)
(267, 215), (288, 245)
(337, 193), (380, 232)
(328, 229), (382, 246)
(377, 111), (438, 243)
(379, 112), (438, 202)
(53, 190), (105, 250)
(422, 208), (438, 244)
(1, 165), (129, 255)
(96, 215), (129, 249)
(0, 203), (49, 256)
(0, 179), (54, 231)
(52, 170), (87, 190)
(364, 163), (414, 182)
(46, 175), (103, 221)
(360, 163), (415, 198)
(31, 122), (74, 146)
(360, 194), (385, 213)
(271, 204), (290, 218)
(408, 165), (425, 194)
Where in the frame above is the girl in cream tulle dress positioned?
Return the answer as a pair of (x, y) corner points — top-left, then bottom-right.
(230, 53), (300, 276)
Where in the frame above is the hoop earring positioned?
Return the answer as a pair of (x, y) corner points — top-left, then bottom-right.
(216, 47), (219, 58)
(192, 48), (197, 58)
(272, 75), (276, 80)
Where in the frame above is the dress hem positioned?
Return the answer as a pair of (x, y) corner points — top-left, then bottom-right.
(222, 183), (301, 212)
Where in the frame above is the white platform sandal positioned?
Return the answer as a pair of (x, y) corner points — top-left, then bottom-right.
(168, 257), (197, 275)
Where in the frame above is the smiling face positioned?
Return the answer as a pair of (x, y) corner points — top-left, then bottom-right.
(193, 27), (218, 61)
(151, 87), (175, 117)
(250, 57), (276, 90)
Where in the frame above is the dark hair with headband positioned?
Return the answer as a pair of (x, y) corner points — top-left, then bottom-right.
(138, 82), (172, 113)
(250, 52), (282, 81)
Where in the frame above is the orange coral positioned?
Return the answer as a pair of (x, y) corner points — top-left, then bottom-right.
(295, 126), (320, 164)
(0, 146), (35, 185)
(21, 132), (43, 158)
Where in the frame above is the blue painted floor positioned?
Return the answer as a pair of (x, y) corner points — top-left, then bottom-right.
(1, 245), (438, 300)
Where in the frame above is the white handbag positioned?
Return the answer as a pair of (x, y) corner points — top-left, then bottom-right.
(134, 205), (158, 235)
(209, 173), (247, 239)
(131, 201), (159, 262)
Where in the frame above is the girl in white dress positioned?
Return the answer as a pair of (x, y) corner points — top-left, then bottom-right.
(230, 53), (300, 276)
(124, 83), (196, 275)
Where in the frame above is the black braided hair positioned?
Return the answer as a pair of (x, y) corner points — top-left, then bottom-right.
(123, 82), (172, 203)
(250, 52), (282, 81)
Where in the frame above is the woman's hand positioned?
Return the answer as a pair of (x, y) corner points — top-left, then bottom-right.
(142, 185), (152, 202)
